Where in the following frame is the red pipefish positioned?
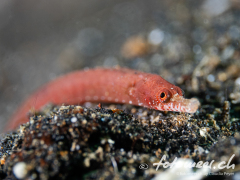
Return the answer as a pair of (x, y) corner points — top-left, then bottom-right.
(6, 67), (200, 130)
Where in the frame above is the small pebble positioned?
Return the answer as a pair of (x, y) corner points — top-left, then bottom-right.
(13, 162), (28, 179)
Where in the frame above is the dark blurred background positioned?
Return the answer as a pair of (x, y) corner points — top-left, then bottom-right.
(0, 0), (239, 132)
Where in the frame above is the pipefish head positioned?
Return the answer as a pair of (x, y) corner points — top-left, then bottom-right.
(134, 74), (200, 113)
(154, 87), (200, 113)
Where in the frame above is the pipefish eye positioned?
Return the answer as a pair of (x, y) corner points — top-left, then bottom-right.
(156, 89), (171, 103)
(160, 92), (166, 99)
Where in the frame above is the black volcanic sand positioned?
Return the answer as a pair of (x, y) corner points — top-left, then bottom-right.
(0, 99), (240, 179)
